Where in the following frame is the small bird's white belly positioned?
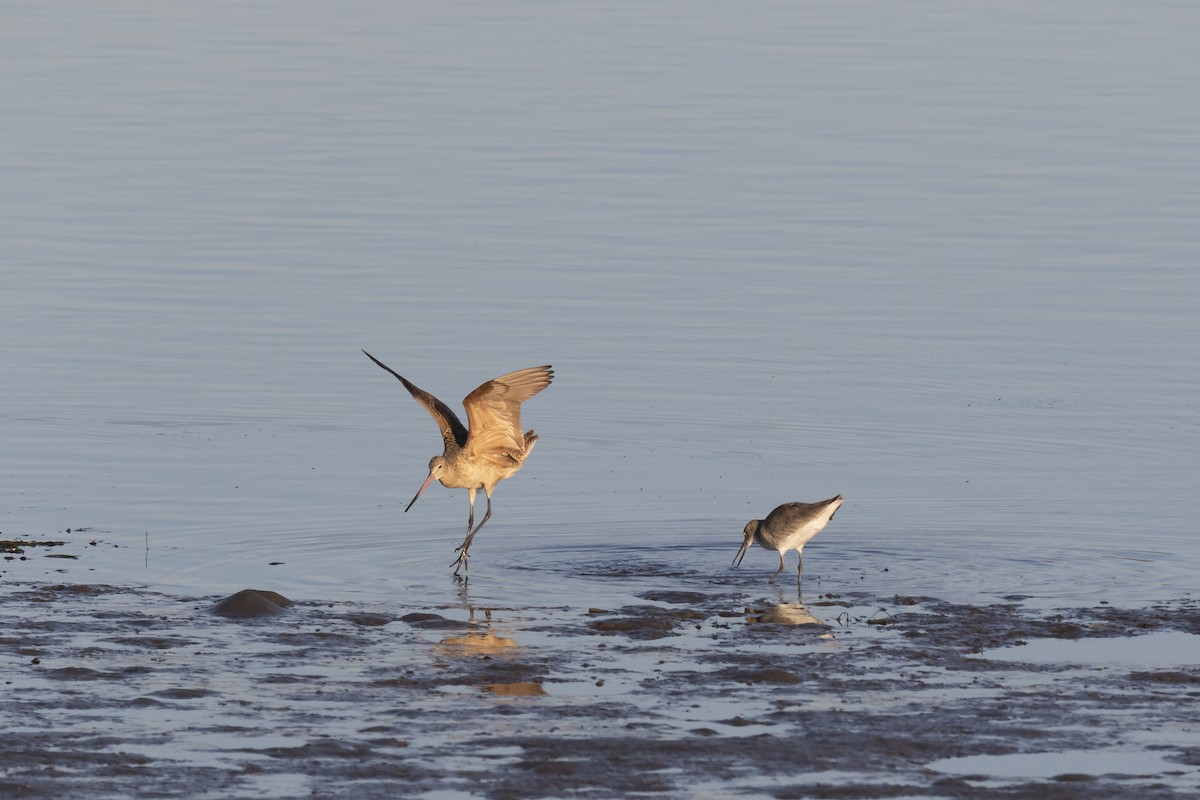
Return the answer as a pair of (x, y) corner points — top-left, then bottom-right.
(773, 519), (828, 553)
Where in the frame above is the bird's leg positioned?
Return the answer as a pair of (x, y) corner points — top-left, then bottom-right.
(460, 492), (493, 552)
(451, 489), (478, 574)
(452, 489), (493, 574)
(770, 553), (785, 584)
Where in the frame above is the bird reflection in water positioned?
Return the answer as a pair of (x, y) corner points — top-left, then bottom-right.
(744, 599), (824, 627)
(433, 596), (547, 697)
(743, 589), (840, 645)
(436, 606), (519, 658)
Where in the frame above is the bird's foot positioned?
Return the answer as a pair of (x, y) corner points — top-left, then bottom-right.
(451, 548), (470, 575)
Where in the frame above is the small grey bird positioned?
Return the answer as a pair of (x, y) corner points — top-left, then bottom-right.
(733, 495), (844, 583)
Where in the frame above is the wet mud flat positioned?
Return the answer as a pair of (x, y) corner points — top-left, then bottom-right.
(2, 569), (1200, 799)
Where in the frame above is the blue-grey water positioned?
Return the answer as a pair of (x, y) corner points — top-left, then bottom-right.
(4, 1), (1198, 608)
(3, 4), (1200, 795)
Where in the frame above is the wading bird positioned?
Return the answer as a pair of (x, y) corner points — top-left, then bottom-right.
(362, 351), (553, 575)
(733, 496), (844, 586)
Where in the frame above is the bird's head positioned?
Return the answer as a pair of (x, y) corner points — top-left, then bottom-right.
(733, 519), (762, 567)
(405, 455), (448, 512)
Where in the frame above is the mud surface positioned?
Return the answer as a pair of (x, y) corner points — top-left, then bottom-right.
(3, 570), (1199, 799)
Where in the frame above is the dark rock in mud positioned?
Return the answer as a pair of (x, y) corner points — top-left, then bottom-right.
(209, 589), (293, 618)
(638, 590), (709, 604)
(737, 667), (803, 684)
(46, 666), (118, 681)
(1130, 670), (1200, 685)
(257, 739), (375, 759)
(153, 687), (212, 699)
(590, 615), (677, 640)
(720, 716), (763, 727)
(589, 604), (710, 639)
(400, 612), (470, 629)
(105, 636), (196, 650)
(1, 538), (66, 555)
(49, 584), (108, 594)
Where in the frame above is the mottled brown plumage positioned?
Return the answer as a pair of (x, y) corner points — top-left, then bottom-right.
(363, 350), (553, 574)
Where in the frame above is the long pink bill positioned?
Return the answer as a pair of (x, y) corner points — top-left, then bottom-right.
(405, 470), (438, 512)
(733, 534), (753, 567)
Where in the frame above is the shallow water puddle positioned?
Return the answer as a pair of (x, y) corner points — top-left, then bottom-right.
(974, 630), (1200, 668)
(928, 748), (1193, 782)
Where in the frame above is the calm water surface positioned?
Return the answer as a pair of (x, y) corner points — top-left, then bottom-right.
(3, 0), (1198, 612)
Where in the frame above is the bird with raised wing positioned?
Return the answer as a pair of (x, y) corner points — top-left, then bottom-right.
(363, 350), (553, 575)
(733, 495), (844, 585)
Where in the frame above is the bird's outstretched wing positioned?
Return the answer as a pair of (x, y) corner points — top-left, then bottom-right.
(463, 365), (553, 465)
(362, 350), (469, 450)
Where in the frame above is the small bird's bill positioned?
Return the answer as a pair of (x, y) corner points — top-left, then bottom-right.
(405, 470), (437, 512)
(733, 533), (753, 567)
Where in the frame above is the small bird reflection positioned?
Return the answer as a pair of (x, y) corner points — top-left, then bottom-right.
(744, 596), (841, 649)
(745, 599), (823, 627)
